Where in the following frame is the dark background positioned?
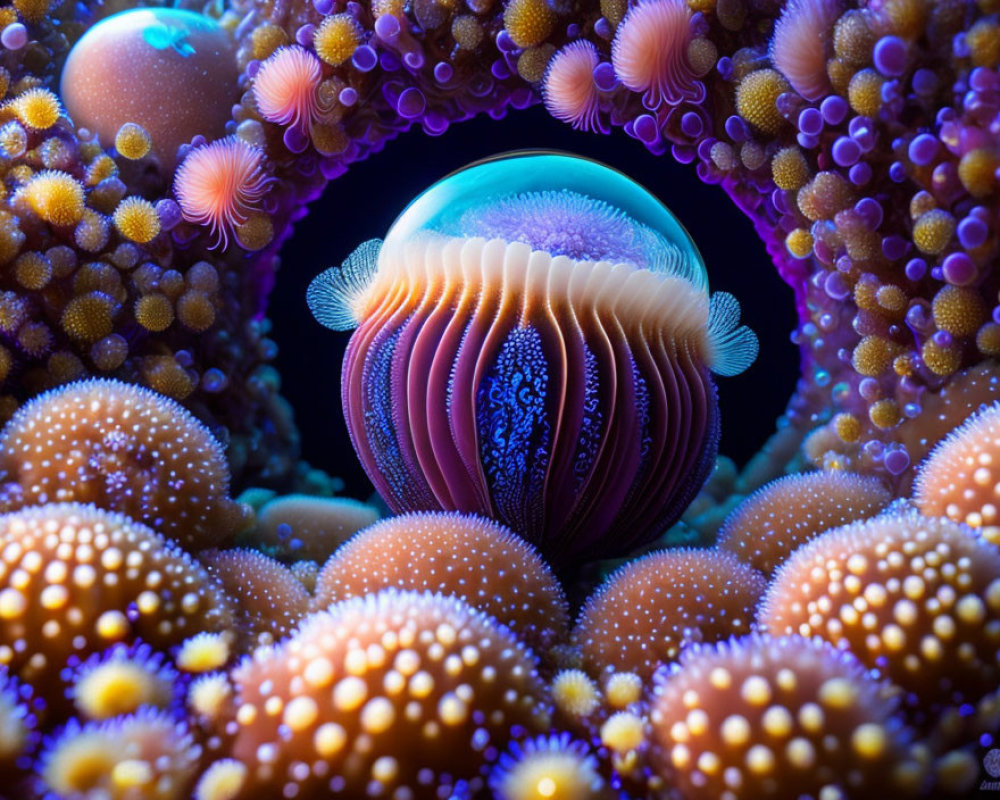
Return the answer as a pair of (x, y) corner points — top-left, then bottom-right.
(271, 105), (800, 499)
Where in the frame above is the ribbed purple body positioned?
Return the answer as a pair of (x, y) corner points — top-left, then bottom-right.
(341, 239), (719, 566)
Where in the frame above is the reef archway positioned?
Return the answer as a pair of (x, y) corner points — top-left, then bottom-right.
(273, 105), (800, 500)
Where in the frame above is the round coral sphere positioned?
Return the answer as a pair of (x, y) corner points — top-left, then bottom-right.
(59, 7), (239, 168)
(760, 511), (1000, 718)
(230, 589), (550, 798)
(252, 493), (379, 563)
(0, 379), (249, 550)
(649, 634), (918, 800)
(717, 471), (892, 575)
(914, 402), (1000, 529)
(574, 548), (767, 680)
(0, 503), (233, 704)
(201, 548), (311, 650)
(315, 512), (569, 656)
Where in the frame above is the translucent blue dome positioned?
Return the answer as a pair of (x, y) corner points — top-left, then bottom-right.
(380, 150), (709, 293)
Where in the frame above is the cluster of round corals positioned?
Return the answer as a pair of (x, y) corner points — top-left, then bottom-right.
(0, 374), (999, 797)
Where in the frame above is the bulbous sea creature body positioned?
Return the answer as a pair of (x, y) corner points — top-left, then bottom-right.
(59, 7), (239, 169)
(310, 152), (757, 565)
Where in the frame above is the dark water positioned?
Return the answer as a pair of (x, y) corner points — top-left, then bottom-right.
(273, 105), (799, 498)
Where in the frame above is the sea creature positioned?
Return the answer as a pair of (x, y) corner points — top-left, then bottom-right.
(309, 152), (757, 565)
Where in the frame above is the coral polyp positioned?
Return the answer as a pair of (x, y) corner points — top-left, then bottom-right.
(611, 0), (702, 109)
(311, 153), (757, 565)
(543, 42), (603, 133)
(490, 733), (611, 800)
(65, 642), (178, 721)
(38, 710), (200, 800)
(173, 138), (272, 250)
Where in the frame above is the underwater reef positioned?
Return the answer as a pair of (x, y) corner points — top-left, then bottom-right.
(1, 0), (1000, 796)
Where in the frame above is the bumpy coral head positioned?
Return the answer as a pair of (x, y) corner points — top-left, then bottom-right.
(0, 379), (249, 550)
(59, 8), (239, 169)
(0, 503), (233, 705)
(649, 634), (919, 800)
(229, 589), (550, 798)
(308, 152), (758, 566)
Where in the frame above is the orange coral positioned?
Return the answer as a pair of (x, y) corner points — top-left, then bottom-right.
(230, 590), (550, 798)
(0, 503), (233, 702)
(717, 471), (891, 575)
(315, 512), (569, 656)
(0, 379), (250, 550)
(574, 548), (766, 680)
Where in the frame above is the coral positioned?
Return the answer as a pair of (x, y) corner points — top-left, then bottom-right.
(503, 0), (556, 49)
(770, 0), (840, 101)
(251, 493), (379, 562)
(735, 69), (790, 135)
(19, 170), (85, 226)
(574, 548), (767, 680)
(649, 634), (920, 800)
(894, 362), (1000, 492)
(0, 380), (250, 550)
(312, 14), (363, 67)
(193, 760), (248, 800)
(65, 642), (178, 721)
(717, 471), (892, 575)
(603, 671), (643, 710)
(175, 632), (234, 675)
(489, 733), (611, 800)
(173, 138), (271, 250)
(551, 669), (601, 720)
(11, 88), (62, 131)
(0, 503), (233, 701)
(229, 589), (550, 798)
(314, 512), (568, 656)
(200, 548), (311, 648)
(313, 154), (756, 566)
(113, 123), (152, 161)
(252, 46), (326, 138)
(760, 512), (1000, 729)
(112, 196), (161, 244)
(913, 402), (1000, 530)
(59, 7), (238, 168)
(37, 710), (200, 800)
(543, 42), (602, 132)
(611, 0), (702, 109)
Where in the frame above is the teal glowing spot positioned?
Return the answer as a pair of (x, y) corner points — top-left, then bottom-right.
(143, 23), (196, 56)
